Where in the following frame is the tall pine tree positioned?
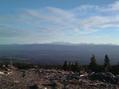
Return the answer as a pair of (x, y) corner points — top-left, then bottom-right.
(63, 60), (68, 71)
(104, 54), (110, 72)
(89, 55), (98, 72)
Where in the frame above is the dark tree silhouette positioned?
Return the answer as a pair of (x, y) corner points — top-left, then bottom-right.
(74, 61), (78, 69)
(89, 55), (98, 72)
(62, 60), (68, 70)
(104, 54), (111, 72)
(68, 61), (71, 71)
(73, 61), (80, 72)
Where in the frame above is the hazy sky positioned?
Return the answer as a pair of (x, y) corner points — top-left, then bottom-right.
(0, 0), (119, 44)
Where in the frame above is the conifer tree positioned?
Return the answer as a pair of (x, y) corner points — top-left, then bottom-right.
(63, 60), (68, 70)
(104, 54), (110, 72)
(89, 55), (98, 72)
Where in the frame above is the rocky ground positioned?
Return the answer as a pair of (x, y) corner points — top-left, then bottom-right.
(0, 68), (118, 89)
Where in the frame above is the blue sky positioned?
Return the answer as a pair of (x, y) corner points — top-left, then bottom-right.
(0, 0), (119, 44)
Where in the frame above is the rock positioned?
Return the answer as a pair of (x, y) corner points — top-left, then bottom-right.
(66, 73), (80, 80)
(89, 72), (116, 84)
(29, 84), (39, 89)
(115, 75), (119, 84)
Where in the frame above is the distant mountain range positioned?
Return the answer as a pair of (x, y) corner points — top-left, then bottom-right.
(0, 44), (119, 64)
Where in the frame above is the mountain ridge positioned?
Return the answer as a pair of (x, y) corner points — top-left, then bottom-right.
(0, 44), (119, 64)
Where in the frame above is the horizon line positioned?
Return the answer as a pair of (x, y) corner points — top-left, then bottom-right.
(0, 42), (119, 46)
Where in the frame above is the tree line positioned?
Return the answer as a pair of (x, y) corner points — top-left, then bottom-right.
(0, 54), (119, 75)
(62, 54), (119, 75)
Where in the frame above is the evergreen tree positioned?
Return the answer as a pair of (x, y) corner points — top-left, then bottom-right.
(68, 61), (71, 71)
(63, 60), (68, 70)
(72, 61), (80, 72)
(104, 54), (110, 72)
(74, 61), (80, 72)
(89, 55), (98, 72)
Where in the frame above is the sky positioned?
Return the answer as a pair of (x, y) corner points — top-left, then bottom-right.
(0, 0), (119, 44)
